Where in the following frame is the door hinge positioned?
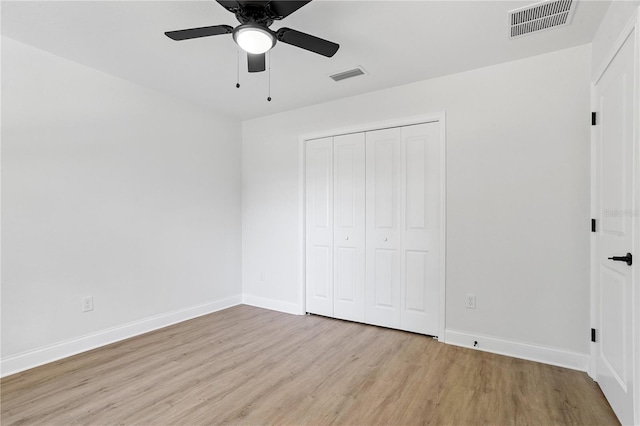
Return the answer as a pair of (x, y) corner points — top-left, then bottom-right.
(591, 218), (596, 232)
(591, 112), (597, 126)
(591, 328), (596, 342)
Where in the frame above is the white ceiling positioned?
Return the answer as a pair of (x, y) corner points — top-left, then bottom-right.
(1, 0), (610, 121)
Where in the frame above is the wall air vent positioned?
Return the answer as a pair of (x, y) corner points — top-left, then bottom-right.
(509, 0), (576, 38)
(329, 66), (367, 82)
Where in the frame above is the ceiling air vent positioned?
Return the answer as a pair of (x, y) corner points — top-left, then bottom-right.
(509, 0), (576, 38)
(329, 66), (367, 82)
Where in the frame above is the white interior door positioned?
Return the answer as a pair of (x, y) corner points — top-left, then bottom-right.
(365, 127), (402, 329)
(333, 133), (366, 322)
(400, 122), (441, 335)
(305, 137), (334, 317)
(593, 29), (636, 426)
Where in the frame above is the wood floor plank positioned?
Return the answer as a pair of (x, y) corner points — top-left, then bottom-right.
(1, 305), (619, 425)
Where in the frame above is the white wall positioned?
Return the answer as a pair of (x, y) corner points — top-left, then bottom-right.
(242, 45), (592, 356)
(1, 37), (242, 363)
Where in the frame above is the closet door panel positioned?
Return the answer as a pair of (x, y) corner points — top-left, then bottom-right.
(333, 133), (365, 322)
(374, 248), (397, 307)
(305, 137), (334, 316)
(401, 122), (441, 335)
(365, 128), (402, 329)
(405, 250), (427, 312)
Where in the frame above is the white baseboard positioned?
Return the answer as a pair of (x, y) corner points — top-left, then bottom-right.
(0, 295), (242, 378)
(242, 294), (303, 315)
(445, 329), (590, 372)
(3, 301), (589, 378)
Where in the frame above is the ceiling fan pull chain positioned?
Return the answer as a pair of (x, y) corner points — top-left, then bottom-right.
(235, 48), (241, 88)
(267, 51), (272, 102)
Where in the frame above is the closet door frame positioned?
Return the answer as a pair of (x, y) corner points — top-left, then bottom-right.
(299, 112), (447, 341)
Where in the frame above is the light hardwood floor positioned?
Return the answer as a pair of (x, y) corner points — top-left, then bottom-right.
(1, 305), (619, 425)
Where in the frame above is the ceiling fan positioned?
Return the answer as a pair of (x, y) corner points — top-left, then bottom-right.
(165, 0), (340, 73)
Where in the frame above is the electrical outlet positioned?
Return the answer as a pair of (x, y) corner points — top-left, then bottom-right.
(82, 296), (94, 312)
(260, 272), (265, 282)
(465, 294), (476, 309)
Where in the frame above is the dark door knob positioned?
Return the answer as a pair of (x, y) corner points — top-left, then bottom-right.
(608, 253), (633, 266)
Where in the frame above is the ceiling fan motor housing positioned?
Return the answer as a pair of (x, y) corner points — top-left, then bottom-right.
(234, 4), (275, 26)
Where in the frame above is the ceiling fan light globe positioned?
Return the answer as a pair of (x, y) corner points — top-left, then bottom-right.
(234, 26), (275, 54)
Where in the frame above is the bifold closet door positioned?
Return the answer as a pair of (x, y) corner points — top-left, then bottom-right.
(307, 121), (442, 335)
(305, 137), (334, 317)
(333, 133), (365, 322)
(401, 122), (441, 336)
(365, 127), (403, 329)
(365, 122), (441, 335)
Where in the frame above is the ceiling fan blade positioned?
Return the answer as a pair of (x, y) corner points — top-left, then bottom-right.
(268, 1), (312, 19)
(276, 27), (339, 57)
(248, 53), (266, 73)
(165, 25), (233, 41)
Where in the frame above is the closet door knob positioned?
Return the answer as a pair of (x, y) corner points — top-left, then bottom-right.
(345, 236), (349, 240)
(384, 237), (388, 242)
